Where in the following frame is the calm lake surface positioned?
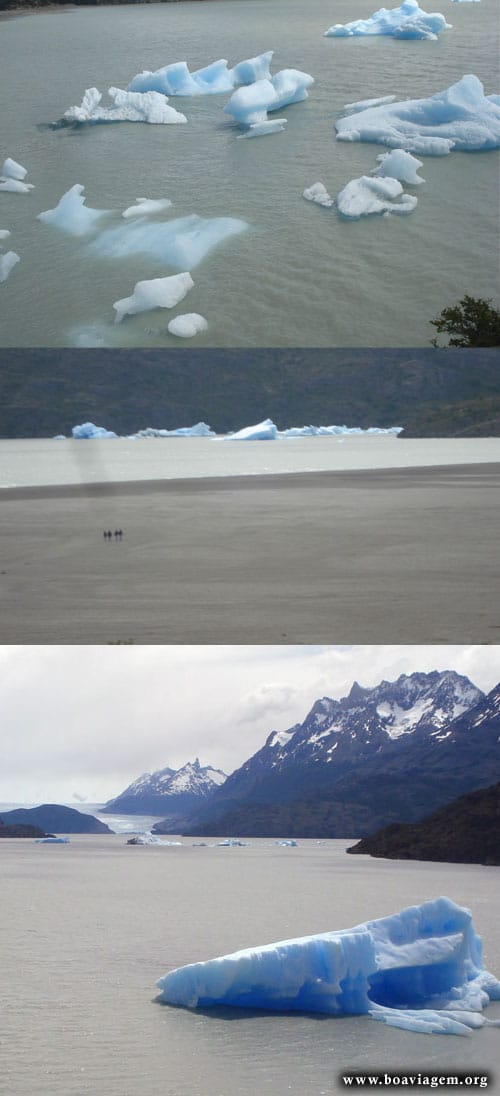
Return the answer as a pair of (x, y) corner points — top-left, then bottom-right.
(0, 0), (498, 348)
(2, 835), (499, 1095)
(1, 436), (500, 487)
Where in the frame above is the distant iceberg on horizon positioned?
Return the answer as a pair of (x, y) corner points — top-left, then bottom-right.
(156, 897), (500, 1035)
(64, 419), (403, 441)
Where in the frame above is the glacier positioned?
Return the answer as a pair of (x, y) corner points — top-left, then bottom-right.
(128, 52), (274, 96)
(113, 272), (194, 324)
(325, 0), (451, 39)
(336, 75), (500, 154)
(90, 214), (249, 271)
(0, 251), (20, 283)
(167, 313), (208, 338)
(224, 70), (314, 129)
(336, 175), (418, 217)
(64, 87), (187, 126)
(38, 185), (109, 236)
(156, 897), (500, 1035)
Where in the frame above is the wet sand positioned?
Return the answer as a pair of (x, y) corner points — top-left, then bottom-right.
(1, 463), (499, 644)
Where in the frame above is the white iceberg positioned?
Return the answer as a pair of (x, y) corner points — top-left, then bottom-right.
(91, 214), (248, 271)
(122, 198), (173, 219)
(64, 87), (187, 125)
(373, 148), (425, 183)
(336, 75), (500, 154)
(2, 157), (28, 181)
(167, 313), (208, 338)
(0, 178), (34, 194)
(38, 184), (109, 236)
(325, 0), (451, 38)
(128, 52), (274, 96)
(337, 175), (418, 217)
(72, 422), (118, 439)
(0, 251), (20, 283)
(156, 897), (500, 1035)
(226, 419), (279, 441)
(0, 230), (11, 240)
(113, 272), (194, 323)
(224, 70), (314, 128)
(303, 182), (334, 207)
(278, 424), (403, 436)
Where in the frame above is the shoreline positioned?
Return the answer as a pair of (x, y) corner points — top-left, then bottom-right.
(1, 461), (500, 501)
(1, 462), (499, 643)
(0, 1), (207, 19)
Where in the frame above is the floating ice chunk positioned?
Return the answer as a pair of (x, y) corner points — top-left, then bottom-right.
(132, 423), (215, 438)
(237, 119), (288, 138)
(91, 214), (248, 271)
(72, 422), (118, 439)
(122, 197), (173, 219)
(2, 157), (28, 181)
(53, 435), (67, 440)
(343, 95), (397, 114)
(303, 182), (334, 207)
(64, 87), (187, 125)
(128, 52), (274, 96)
(38, 184), (109, 236)
(275, 839), (298, 846)
(325, 0), (450, 38)
(373, 148), (425, 183)
(167, 313), (208, 338)
(217, 839), (249, 846)
(156, 896), (500, 1035)
(113, 272), (194, 323)
(278, 424), (403, 436)
(36, 837), (70, 844)
(0, 177), (34, 194)
(0, 230), (11, 240)
(226, 419), (279, 441)
(0, 251), (20, 283)
(336, 75), (500, 153)
(224, 69), (314, 126)
(337, 175), (418, 217)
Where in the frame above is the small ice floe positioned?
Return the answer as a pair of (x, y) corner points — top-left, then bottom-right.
(122, 198), (173, 219)
(225, 419), (279, 441)
(0, 158), (34, 194)
(217, 839), (249, 846)
(113, 272), (194, 324)
(274, 839), (298, 846)
(91, 214), (248, 271)
(0, 230), (11, 240)
(64, 87), (187, 125)
(128, 52), (274, 96)
(303, 182), (334, 207)
(37, 184), (109, 236)
(237, 119), (287, 138)
(336, 175), (418, 217)
(373, 149), (425, 184)
(167, 313), (208, 338)
(336, 75), (500, 154)
(324, 0), (451, 39)
(0, 251), (20, 283)
(132, 423), (215, 438)
(156, 896), (500, 1035)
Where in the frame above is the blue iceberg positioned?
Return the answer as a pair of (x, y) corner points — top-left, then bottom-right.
(224, 70), (314, 130)
(72, 422), (118, 439)
(90, 214), (248, 271)
(64, 87), (187, 125)
(128, 52), (274, 97)
(336, 75), (500, 154)
(325, 0), (451, 39)
(156, 897), (500, 1035)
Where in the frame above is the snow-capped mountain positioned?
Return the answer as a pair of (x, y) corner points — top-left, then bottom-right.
(102, 758), (227, 817)
(183, 672), (499, 837)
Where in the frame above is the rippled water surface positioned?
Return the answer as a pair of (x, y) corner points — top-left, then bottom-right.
(0, 0), (498, 347)
(2, 836), (499, 1096)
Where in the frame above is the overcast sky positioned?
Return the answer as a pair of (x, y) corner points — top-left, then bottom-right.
(0, 644), (498, 806)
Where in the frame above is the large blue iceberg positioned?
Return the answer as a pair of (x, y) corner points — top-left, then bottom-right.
(90, 214), (248, 271)
(156, 897), (500, 1035)
(336, 75), (500, 154)
(128, 52), (274, 97)
(325, 0), (450, 39)
(224, 70), (314, 129)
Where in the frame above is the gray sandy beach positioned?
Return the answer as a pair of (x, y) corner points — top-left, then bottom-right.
(1, 463), (499, 644)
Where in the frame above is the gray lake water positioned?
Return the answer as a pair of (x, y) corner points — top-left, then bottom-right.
(0, 0), (498, 348)
(1, 836), (499, 1095)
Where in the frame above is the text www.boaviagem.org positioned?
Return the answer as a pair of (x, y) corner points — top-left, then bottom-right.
(340, 1073), (492, 1088)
